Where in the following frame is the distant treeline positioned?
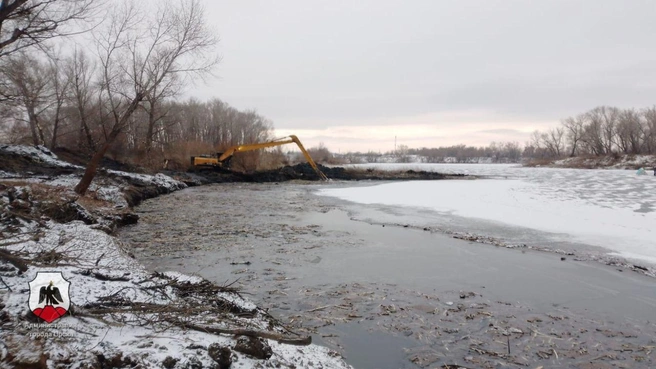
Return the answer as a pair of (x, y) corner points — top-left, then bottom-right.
(338, 141), (522, 164)
(336, 105), (656, 164)
(530, 106), (656, 158)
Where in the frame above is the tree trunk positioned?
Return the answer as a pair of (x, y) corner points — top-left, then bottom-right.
(51, 119), (59, 149)
(79, 107), (96, 152)
(75, 94), (144, 195)
(28, 116), (40, 145)
(27, 106), (45, 146)
(50, 103), (62, 149)
(145, 103), (156, 152)
(74, 139), (112, 195)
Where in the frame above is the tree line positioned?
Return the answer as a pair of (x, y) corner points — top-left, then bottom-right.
(338, 141), (523, 164)
(0, 62), (274, 169)
(338, 105), (656, 164)
(531, 106), (656, 159)
(0, 0), (276, 193)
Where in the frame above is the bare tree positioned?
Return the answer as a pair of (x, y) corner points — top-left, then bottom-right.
(142, 79), (178, 155)
(600, 106), (620, 154)
(522, 141), (536, 158)
(1, 52), (52, 145)
(503, 141), (522, 162)
(615, 108), (642, 154)
(580, 109), (605, 155)
(364, 150), (380, 163)
(396, 144), (411, 162)
(305, 142), (334, 164)
(74, 0), (218, 195)
(586, 106), (618, 154)
(0, 0), (98, 58)
(642, 106), (656, 154)
(65, 48), (97, 152)
(562, 114), (585, 157)
(47, 54), (71, 148)
(0, 98), (24, 141)
(540, 127), (564, 158)
(530, 130), (541, 148)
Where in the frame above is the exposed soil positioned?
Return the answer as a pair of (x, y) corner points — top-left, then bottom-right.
(51, 147), (146, 173)
(184, 162), (467, 184)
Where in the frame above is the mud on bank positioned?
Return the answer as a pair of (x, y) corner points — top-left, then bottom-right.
(183, 162), (468, 184)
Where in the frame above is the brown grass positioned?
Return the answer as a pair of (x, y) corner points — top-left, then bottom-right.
(523, 158), (555, 167)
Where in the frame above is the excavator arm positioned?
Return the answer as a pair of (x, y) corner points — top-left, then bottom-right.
(193, 135), (329, 181)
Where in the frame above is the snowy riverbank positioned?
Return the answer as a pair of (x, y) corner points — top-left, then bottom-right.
(0, 145), (350, 369)
(528, 154), (656, 170)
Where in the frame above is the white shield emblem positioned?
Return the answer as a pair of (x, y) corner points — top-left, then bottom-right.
(28, 272), (71, 323)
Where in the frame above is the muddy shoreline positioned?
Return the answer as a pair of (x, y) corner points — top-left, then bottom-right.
(1, 147), (356, 369)
(120, 182), (656, 369)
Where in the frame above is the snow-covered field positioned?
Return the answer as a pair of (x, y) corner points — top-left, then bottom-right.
(320, 163), (656, 266)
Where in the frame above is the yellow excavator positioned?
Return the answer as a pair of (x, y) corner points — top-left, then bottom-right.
(191, 135), (329, 181)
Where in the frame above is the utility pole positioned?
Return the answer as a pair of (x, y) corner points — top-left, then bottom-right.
(394, 136), (397, 155)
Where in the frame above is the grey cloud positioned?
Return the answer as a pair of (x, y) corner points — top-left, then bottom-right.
(195, 0), (656, 141)
(477, 129), (527, 135)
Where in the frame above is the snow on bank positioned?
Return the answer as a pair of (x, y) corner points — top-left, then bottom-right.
(0, 170), (18, 178)
(0, 145), (82, 169)
(1, 221), (350, 368)
(551, 154), (656, 169)
(318, 177), (656, 266)
(0, 144), (186, 190)
(0, 144), (188, 209)
(106, 170), (186, 193)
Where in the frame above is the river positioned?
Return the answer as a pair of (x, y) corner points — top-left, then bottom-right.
(119, 165), (656, 369)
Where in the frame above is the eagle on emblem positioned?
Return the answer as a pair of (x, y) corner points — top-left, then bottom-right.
(39, 281), (64, 306)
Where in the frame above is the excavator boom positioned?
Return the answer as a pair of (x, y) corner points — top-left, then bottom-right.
(191, 135), (329, 181)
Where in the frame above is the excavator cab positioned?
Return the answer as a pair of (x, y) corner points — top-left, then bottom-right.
(190, 152), (233, 168)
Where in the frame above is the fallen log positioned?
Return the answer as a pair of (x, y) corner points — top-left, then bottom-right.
(181, 322), (312, 346)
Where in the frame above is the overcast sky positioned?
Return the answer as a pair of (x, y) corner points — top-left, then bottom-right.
(191, 0), (656, 152)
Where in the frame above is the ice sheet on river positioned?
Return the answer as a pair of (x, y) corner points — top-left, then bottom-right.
(320, 164), (656, 265)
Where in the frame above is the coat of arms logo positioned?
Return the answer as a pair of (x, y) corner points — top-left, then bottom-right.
(28, 272), (71, 323)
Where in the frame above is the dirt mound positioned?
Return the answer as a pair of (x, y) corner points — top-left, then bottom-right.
(187, 163), (465, 183)
(0, 146), (78, 177)
(52, 147), (144, 173)
(0, 145), (143, 177)
(184, 163), (323, 183)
